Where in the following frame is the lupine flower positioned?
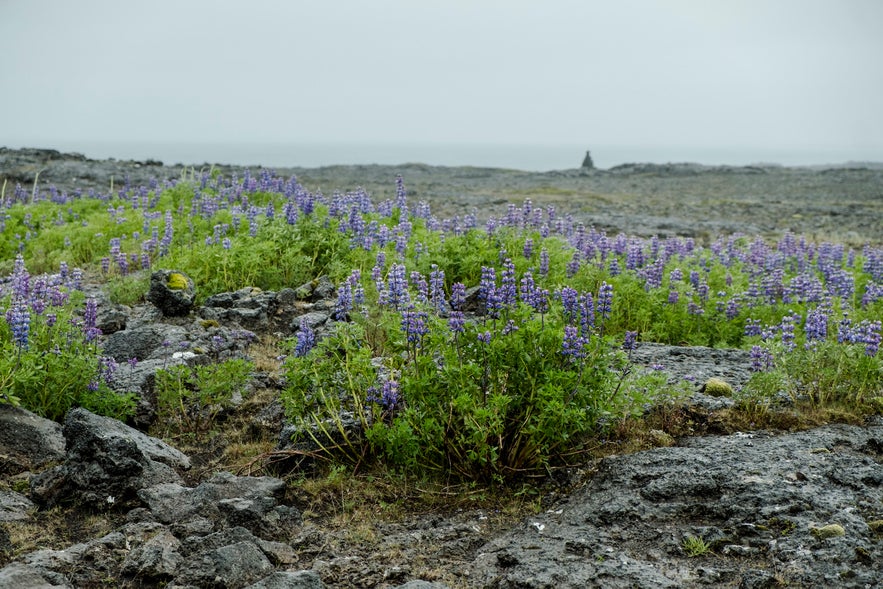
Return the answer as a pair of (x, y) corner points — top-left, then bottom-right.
(539, 249), (550, 277)
(8, 304), (30, 350)
(294, 319), (316, 357)
(500, 259), (517, 308)
(429, 265), (446, 314)
(744, 318), (762, 337)
(561, 326), (587, 361)
(385, 264), (410, 310)
(410, 271), (429, 304)
(623, 331), (638, 351)
(83, 297), (101, 342)
(559, 287), (579, 324)
(450, 282), (466, 311)
(578, 293), (594, 335)
(448, 310), (466, 334)
(597, 282), (613, 320)
(477, 331), (492, 345)
(804, 306), (829, 346)
(522, 238), (535, 260)
(780, 312), (798, 351)
(668, 289), (680, 304)
(334, 281), (353, 320)
(749, 345), (774, 372)
(401, 307), (429, 345)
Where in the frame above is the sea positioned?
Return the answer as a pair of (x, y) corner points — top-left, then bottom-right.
(14, 141), (883, 172)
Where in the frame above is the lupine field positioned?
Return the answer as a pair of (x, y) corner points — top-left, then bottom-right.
(1, 170), (882, 483)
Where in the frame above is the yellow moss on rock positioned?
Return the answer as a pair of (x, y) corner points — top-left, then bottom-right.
(701, 377), (734, 397)
(811, 524), (845, 539)
(166, 272), (189, 291)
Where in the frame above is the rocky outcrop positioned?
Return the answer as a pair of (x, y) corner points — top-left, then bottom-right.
(30, 408), (190, 508)
(0, 404), (66, 475)
(469, 421), (883, 588)
(148, 269), (197, 317)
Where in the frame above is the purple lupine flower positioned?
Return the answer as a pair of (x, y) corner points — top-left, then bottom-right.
(479, 266), (501, 317)
(559, 287), (580, 324)
(502, 320), (519, 335)
(500, 258), (517, 308)
(578, 293), (594, 335)
(855, 320), (881, 356)
(334, 281), (353, 320)
(477, 331), (492, 345)
(804, 306), (829, 347)
(386, 264), (410, 310)
(539, 249), (550, 277)
(523, 238), (534, 260)
(623, 331), (638, 351)
(725, 298), (740, 320)
(395, 175), (407, 213)
(381, 378), (400, 410)
(687, 302), (704, 316)
(429, 265), (446, 313)
(410, 271), (429, 304)
(561, 325), (587, 361)
(8, 304), (30, 350)
(749, 345), (774, 372)
(566, 252), (581, 278)
(401, 307), (429, 345)
(744, 318), (762, 337)
(837, 316), (854, 344)
(83, 297), (101, 342)
(101, 256), (111, 274)
(668, 289), (680, 304)
(294, 318), (316, 357)
(448, 310), (466, 334)
(597, 282), (613, 320)
(780, 312), (798, 351)
(450, 282), (466, 311)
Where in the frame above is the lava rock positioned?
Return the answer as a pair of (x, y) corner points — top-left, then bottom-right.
(0, 404), (66, 475)
(148, 269), (196, 316)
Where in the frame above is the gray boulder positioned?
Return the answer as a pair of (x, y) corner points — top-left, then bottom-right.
(148, 269), (196, 316)
(0, 490), (35, 522)
(0, 404), (66, 475)
(0, 563), (66, 588)
(102, 323), (189, 361)
(139, 471), (299, 539)
(175, 540), (274, 588)
(30, 408), (190, 508)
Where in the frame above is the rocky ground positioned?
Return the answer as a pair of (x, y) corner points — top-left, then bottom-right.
(2, 146), (882, 245)
(1, 147), (882, 588)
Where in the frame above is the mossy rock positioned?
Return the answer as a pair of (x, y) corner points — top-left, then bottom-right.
(811, 524), (845, 540)
(166, 272), (190, 291)
(700, 377), (734, 397)
(867, 520), (883, 535)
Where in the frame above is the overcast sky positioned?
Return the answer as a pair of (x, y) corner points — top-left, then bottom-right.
(2, 0), (882, 161)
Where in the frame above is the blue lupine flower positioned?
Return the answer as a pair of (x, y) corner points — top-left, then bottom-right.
(294, 318), (316, 357)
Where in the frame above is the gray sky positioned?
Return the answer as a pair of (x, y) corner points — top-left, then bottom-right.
(2, 0), (882, 158)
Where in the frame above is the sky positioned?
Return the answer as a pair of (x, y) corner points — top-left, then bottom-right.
(1, 0), (882, 166)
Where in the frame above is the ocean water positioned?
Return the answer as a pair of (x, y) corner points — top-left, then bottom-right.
(19, 141), (883, 172)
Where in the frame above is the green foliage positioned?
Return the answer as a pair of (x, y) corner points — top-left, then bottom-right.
(154, 358), (253, 437)
(743, 340), (883, 411)
(283, 306), (652, 483)
(0, 302), (135, 422)
(682, 535), (711, 557)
